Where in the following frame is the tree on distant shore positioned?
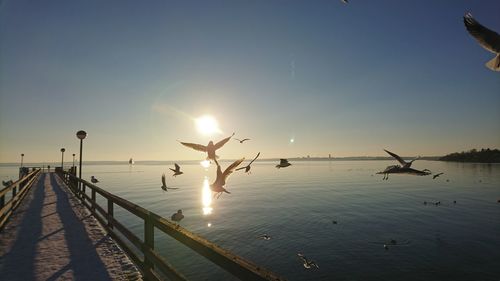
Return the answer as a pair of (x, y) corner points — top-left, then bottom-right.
(439, 148), (500, 163)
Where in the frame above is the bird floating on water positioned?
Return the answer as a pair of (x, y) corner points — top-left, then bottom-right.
(236, 152), (261, 174)
(463, 13), (500, 71)
(169, 163), (183, 177)
(297, 253), (319, 269)
(161, 174), (179, 192)
(377, 150), (430, 180)
(129, 158), (134, 165)
(2, 180), (13, 187)
(91, 176), (99, 184)
(433, 172), (444, 179)
(259, 234), (272, 240)
(171, 209), (184, 222)
(210, 158), (245, 199)
(276, 159), (292, 169)
(179, 133), (234, 161)
(234, 138), (250, 144)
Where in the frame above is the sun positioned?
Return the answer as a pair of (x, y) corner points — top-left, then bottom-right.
(195, 115), (221, 135)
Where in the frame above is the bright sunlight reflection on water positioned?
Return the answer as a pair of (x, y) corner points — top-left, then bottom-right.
(201, 177), (213, 215)
(200, 160), (210, 169)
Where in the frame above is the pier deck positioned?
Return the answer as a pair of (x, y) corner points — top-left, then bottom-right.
(0, 172), (142, 281)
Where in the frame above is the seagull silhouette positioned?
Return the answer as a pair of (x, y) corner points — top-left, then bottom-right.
(236, 152), (261, 174)
(179, 133), (234, 161)
(377, 150), (430, 180)
(297, 253), (319, 269)
(276, 158), (291, 169)
(169, 163), (183, 177)
(161, 173), (179, 192)
(91, 176), (99, 184)
(464, 13), (500, 71)
(433, 172), (444, 179)
(234, 138), (250, 144)
(210, 158), (244, 199)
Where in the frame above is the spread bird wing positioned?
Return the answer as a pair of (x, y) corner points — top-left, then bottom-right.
(162, 174), (166, 186)
(180, 142), (207, 152)
(214, 133), (235, 150)
(464, 13), (500, 53)
(241, 138), (250, 142)
(248, 152), (261, 165)
(169, 168), (175, 172)
(174, 163), (180, 171)
(235, 166), (246, 171)
(383, 149), (407, 166)
(223, 158), (245, 178)
(405, 168), (431, 176)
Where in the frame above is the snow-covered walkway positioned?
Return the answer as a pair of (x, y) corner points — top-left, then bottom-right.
(0, 172), (143, 281)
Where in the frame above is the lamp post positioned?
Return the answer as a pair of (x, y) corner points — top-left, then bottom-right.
(20, 153), (24, 167)
(60, 148), (65, 172)
(76, 130), (87, 194)
(72, 153), (76, 168)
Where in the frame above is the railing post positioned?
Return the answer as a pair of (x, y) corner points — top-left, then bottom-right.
(12, 185), (17, 198)
(91, 189), (96, 212)
(0, 195), (4, 209)
(107, 199), (114, 229)
(144, 213), (155, 274)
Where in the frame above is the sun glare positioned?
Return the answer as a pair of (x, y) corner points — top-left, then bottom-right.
(202, 177), (213, 215)
(196, 115), (220, 135)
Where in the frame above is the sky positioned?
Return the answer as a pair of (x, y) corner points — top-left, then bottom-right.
(0, 0), (499, 163)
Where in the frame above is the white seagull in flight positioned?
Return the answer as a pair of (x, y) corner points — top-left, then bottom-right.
(464, 13), (500, 71)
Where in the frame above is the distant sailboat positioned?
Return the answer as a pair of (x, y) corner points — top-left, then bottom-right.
(129, 158), (134, 165)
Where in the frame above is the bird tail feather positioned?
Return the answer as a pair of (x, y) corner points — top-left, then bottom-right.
(485, 54), (500, 71)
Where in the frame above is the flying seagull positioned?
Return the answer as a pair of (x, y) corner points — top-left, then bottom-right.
(463, 13), (500, 71)
(169, 163), (183, 177)
(91, 176), (99, 184)
(377, 150), (430, 180)
(179, 133), (234, 161)
(276, 158), (291, 169)
(433, 172), (444, 179)
(236, 152), (261, 174)
(297, 253), (319, 269)
(234, 138), (250, 144)
(210, 158), (245, 199)
(341, 0), (348, 4)
(384, 149), (419, 168)
(161, 174), (179, 192)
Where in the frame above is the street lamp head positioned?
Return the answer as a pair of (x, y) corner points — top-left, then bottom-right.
(21, 153), (24, 157)
(76, 130), (87, 140)
(73, 153), (76, 156)
(61, 148), (66, 153)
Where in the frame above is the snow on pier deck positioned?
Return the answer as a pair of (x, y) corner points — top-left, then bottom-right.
(0, 172), (142, 281)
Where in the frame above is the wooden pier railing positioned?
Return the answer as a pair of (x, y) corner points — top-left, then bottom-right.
(0, 168), (41, 230)
(59, 171), (285, 281)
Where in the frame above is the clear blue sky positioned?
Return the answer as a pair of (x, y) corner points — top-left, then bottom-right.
(1, 0), (499, 162)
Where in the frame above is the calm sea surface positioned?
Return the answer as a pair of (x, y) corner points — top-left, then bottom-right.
(2, 160), (500, 281)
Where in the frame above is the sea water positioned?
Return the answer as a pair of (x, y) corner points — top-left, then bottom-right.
(1, 160), (499, 281)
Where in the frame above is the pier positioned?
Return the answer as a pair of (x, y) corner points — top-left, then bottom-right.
(0, 170), (285, 281)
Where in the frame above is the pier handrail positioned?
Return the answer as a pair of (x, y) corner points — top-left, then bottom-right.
(0, 168), (41, 230)
(59, 171), (285, 281)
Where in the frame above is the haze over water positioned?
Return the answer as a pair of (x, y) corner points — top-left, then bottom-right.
(3, 160), (498, 280)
